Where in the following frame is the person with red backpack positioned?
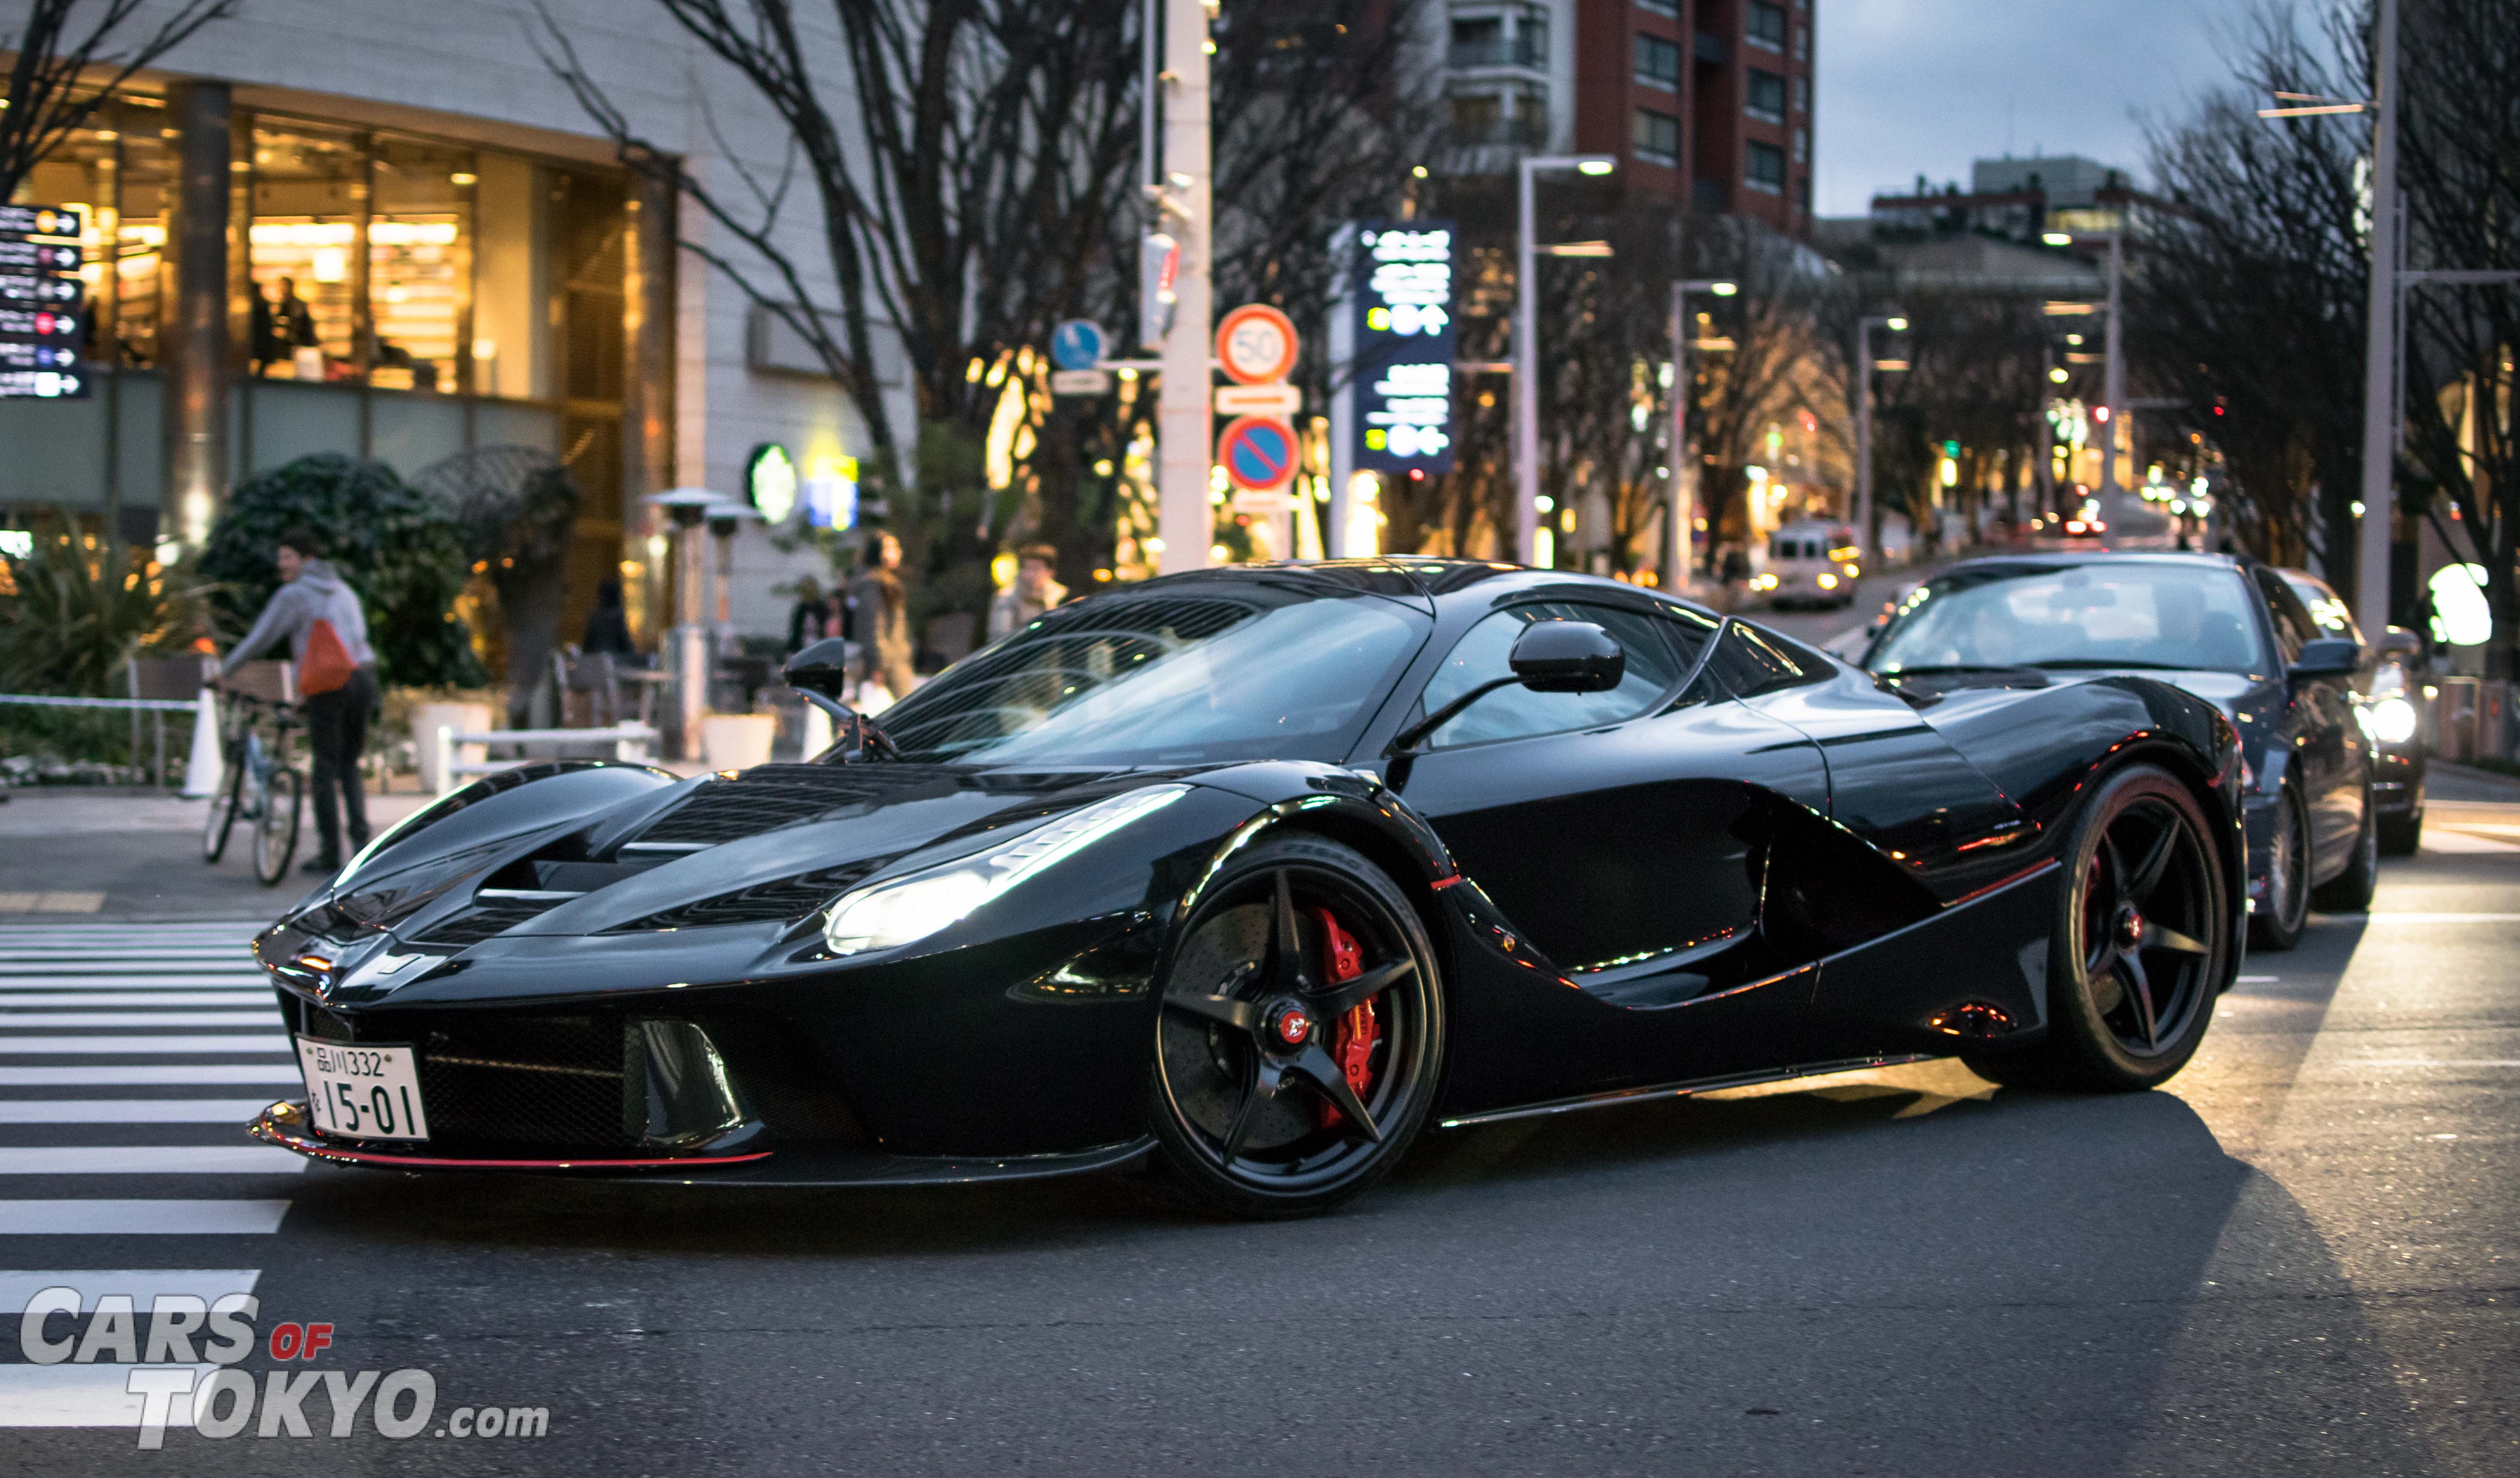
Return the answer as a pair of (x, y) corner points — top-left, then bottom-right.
(219, 526), (378, 873)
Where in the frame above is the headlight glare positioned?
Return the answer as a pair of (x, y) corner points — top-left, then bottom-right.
(821, 784), (1192, 955)
(2369, 696), (2419, 746)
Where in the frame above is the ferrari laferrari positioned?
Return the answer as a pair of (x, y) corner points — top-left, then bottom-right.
(250, 559), (2244, 1216)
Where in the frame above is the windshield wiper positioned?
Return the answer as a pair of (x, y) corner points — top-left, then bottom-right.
(1874, 663), (2048, 680)
(853, 711), (906, 761)
(2026, 658), (2192, 671)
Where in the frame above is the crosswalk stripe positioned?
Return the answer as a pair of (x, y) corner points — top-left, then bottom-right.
(0, 1036), (293, 1055)
(0, 1066), (301, 1086)
(0, 976), (269, 989)
(0, 1363), (218, 1428)
(0, 1012), (277, 1028)
(0, 992), (273, 1007)
(0, 1269), (262, 1314)
(0, 1101), (276, 1124)
(0, 1147), (305, 1175)
(0, 1199), (292, 1234)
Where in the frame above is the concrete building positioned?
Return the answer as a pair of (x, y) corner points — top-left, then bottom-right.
(1439, 0), (1816, 233)
(0, 0), (866, 649)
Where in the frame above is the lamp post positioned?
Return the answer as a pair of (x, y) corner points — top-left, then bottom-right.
(1852, 312), (1907, 562)
(1663, 278), (1738, 591)
(2256, 0), (2395, 622)
(2044, 229), (2125, 504)
(1515, 152), (1616, 566)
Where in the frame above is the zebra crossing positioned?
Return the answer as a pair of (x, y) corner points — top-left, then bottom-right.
(0, 919), (300, 1430)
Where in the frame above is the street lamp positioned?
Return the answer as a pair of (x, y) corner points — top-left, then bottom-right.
(1852, 312), (1907, 562)
(2257, 0), (2394, 626)
(1516, 152), (1617, 566)
(1663, 278), (1738, 592)
(2046, 230), (2126, 504)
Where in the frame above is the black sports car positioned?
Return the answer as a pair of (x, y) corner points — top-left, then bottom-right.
(251, 559), (2244, 1216)
(1857, 552), (2375, 952)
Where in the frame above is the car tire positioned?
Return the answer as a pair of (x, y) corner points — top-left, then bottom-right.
(2378, 805), (2423, 857)
(1965, 764), (2231, 1093)
(2311, 784), (2380, 912)
(1144, 833), (1445, 1219)
(2248, 781), (2311, 952)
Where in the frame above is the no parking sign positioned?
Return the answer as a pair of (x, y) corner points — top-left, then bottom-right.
(1216, 415), (1299, 493)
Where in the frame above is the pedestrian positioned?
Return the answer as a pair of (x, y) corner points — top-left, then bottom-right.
(218, 526), (377, 873)
(848, 531), (917, 706)
(1719, 543), (1750, 610)
(986, 543), (1068, 641)
(786, 576), (835, 654)
(581, 577), (636, 657)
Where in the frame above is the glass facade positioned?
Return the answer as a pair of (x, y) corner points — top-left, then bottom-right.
(3, 95), (636, 636)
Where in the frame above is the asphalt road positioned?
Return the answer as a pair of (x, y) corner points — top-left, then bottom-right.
(0, 789), (2515, 1475)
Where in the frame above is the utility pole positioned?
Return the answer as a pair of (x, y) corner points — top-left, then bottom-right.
(1854, 313), (1905, 561)
(2099, 230), (2125, 504)
(1154, 0), (1214, 574)
(1665, 283), (1687, 590)
(2355, 0), (2400, 628)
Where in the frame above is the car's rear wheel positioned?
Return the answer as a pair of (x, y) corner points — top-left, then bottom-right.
(1966, 764), (2230, 1092)
(1145, 833), (1444, 1218)
(2249, 781), (2311, 951)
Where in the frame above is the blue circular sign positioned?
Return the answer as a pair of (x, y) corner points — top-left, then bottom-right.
(1050, 319), (1107, 371)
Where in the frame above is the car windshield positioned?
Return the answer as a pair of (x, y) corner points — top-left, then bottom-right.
(1864, 562), (2269, 675)
(874, 585), (1429, 766)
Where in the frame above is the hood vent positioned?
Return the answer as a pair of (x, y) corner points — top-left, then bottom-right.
(605, 855), (900, 933)
(628, 765), (955, 849)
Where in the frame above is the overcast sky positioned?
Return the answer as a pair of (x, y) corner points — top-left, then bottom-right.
(1814, 0), (2251, 214)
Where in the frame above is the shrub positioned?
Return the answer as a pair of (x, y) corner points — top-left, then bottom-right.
(198, 454), (486, 689)
(0, 510), (208, 696)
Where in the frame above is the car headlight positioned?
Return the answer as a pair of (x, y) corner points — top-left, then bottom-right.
(822, 784), (1192, 956)
(2369, 696), (2419, 746)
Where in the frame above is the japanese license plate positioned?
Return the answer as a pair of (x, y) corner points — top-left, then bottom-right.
(295, 1037), (431, 1141)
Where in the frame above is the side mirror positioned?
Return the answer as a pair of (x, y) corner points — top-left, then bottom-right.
(1509, 620), (1625, 694)
(2379, 626), (2422, 660)
(783, 637), (853, 701)
(2289, 636), (2360, 681)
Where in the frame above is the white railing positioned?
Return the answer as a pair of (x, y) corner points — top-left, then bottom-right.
(433, 723), (659, 795)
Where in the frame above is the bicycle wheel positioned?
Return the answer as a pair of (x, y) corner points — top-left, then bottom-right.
(254, 768), (302, 886)
(201, 747), (243, 863)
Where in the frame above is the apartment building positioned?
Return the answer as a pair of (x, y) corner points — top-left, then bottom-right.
(1441, 0), (1816, 232)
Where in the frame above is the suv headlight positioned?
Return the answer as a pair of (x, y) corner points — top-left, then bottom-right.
(822, 784), (1192, 956)
(2369, 696), (2419, 747)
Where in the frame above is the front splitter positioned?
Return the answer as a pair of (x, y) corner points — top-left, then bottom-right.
(249, 1103), (1153, 1187)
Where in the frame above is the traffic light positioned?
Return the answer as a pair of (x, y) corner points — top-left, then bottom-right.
(1942, 439), (1960, 456)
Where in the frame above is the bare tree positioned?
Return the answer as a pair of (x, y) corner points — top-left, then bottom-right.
(1, 0), (236, 199)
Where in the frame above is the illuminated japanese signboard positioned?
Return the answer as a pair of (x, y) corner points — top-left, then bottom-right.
(0, 205), (86, 401)
(1348, 220), (1455, 475)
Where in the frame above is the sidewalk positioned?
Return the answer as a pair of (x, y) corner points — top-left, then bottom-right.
(5, 787), (435, 921)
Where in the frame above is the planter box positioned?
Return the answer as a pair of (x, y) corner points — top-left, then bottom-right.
(701, 713), (777, 772)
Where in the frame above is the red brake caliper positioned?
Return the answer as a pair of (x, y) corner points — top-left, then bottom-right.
(1311, 907), (1378, 1128)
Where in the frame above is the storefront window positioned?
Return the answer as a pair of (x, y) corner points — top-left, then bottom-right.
(368, 133), (472, 393)
(247, 120), (365, 379)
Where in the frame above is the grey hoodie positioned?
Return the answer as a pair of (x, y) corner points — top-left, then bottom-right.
(222, 557), (377, 679)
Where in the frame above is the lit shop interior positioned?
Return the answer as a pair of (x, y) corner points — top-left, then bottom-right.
(1, 93), (646, 639)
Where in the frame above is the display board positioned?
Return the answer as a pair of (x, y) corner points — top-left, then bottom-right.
(0, 205), (88, 400)
(1345, 220), (1453, 475)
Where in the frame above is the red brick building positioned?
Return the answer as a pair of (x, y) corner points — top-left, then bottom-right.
(1444, 0), (1815, 232)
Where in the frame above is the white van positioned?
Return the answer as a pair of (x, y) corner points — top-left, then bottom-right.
(1752, 520), (1862, 608)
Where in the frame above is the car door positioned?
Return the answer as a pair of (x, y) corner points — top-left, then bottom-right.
(1384, 596), (1830, 1089)
(1705, 619), (2046, 1058)
(2255, 567), (2367, 870)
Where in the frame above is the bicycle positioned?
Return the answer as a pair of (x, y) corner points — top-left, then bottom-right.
(201, 689), (303, 886)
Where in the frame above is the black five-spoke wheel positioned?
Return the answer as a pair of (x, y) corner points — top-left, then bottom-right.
(1968, 764), (2231, 1091)
(1146, 834), (1443, 1216)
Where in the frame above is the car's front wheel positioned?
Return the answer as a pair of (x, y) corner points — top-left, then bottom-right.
(1145, 833), (1445, 1218)
(1967, 764), (2231, 1092)
(2249, 780), (2311, 951)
